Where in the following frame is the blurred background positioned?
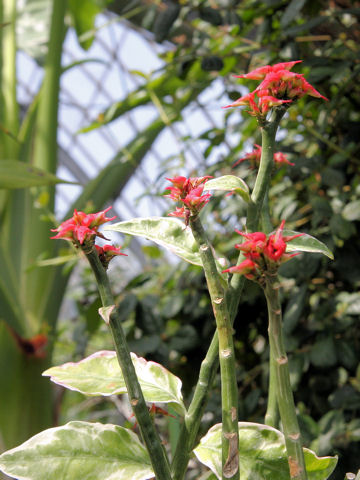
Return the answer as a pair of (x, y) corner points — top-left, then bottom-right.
(1, 1), (360, 478)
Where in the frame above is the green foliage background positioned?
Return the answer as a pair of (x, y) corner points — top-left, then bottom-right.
(1, 0), (359, 479)
(88, 1), (359, 478)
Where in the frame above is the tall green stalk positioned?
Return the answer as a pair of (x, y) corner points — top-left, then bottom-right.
(171, 108), (286, 480)
(84, 246), (172, 480)
(189, 214), (239, 480)
(0, 0), (18, 159)
(264, 273), (307, 480)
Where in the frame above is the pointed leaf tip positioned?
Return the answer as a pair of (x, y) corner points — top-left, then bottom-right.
(105, 217), (202, 266)
(283, 230), (334, 260)
(43, 351), (186, 415)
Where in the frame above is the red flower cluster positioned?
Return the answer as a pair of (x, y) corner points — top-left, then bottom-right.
(51, 207), (126, 268)
(165, 176), (212, 224)
(233, 144), (294, 168)
(51, 207), (116, 244)
(224, 60), (328, 119)
(222, 221), (303, 279)
(95, 244), (127, 268)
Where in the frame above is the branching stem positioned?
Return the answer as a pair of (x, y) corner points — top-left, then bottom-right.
(189, 215), (239, 480)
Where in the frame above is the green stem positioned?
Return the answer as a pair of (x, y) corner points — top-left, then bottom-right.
(264, 353), (278, 428)
(260, 188), (278, 427)
(189, 215), (239, 480)
(264, 274), (307, 480)
(171, 109), (286, 480)
(0, 0), (19, 159)
(84, 246), (172, 480)
(171, 333), (219, 480)
(246, 108), (285, 233)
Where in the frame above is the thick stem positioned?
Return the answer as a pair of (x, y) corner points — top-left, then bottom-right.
(171, 110), (285, 479)
(264, 274), (307, 480)
(84, 246), (172, 480)
(189, 215), (239, 480)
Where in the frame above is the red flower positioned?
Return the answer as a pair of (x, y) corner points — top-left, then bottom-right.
(224, 221), (304, 278)
(51, 207), (116, 244)
(233, 144), (262, 167)
(234, 231), (267, 259)
(234, 60), (302, 80)
(165, 176), (212, 223)
(222, 258), (257, 279)
(257, 70), (328, 101)
(223, 90), (291, 117)
(233, 145), (294, 168)
(263, 220), (303, 262)
(95, 244), (127, 269)
(273, 152), (294, 166)
(224, 60), (328, 118)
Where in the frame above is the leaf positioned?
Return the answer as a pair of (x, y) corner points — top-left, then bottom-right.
(154, 3), (181, 43)
(68, 0), (102, 50)
(310, 337), (337, 368)
(43, 350), (186, 415)
(0, 421), (154, 480)
(342, 200), (360, 221)
(105, 217), (202, 266)
(280, 0), (307, 28)
(194, 422), (337, 480)
(0, 160), (74, 189)
(203, 175), (250, 203)
(283, 230), (334, 260)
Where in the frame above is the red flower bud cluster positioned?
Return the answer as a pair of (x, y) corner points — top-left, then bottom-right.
(165, 176), (212, 224)
(95, 244), (127, 268)
(224, 60), (328, 119)
(222, 221), (303, 280)
(51, 207), (126, 268)
(233, 144), (294, 168)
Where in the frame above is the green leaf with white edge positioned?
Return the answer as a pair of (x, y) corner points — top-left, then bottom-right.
(203, 175), (250, 203)
(0, 421), (154, 480)
(194, 422), (337, 480)
(43, 350), (186, 415)
(105, 217), (202, 266)
(283, 230), (334, 260)
(0, 160), (76, 189)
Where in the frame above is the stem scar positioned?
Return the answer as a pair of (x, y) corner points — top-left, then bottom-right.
(289, 432), (300, 440)
(223, 432), (239, 478)
(131, 398), (139, 406)
(98, 305), (115, 325)
(231, 406), (237, 422)
(200, 244), (209, 251)
(222, 349), (232, 358)
(277, 355), (288, 365)
(288, 456), (303, 478)
(213, 297), (223, 304)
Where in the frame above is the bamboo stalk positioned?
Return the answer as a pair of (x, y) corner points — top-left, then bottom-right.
(264, 274), (307, 480)
(189, 215), (239, 480)
(84, 246), (172, 480)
